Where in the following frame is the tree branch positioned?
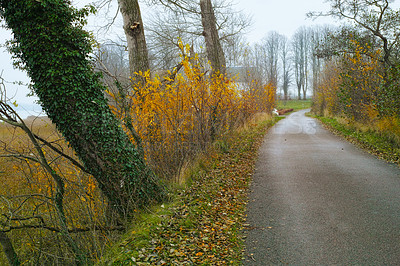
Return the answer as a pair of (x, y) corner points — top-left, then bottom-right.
(32, 133), (89, 174)
(1, 223), (125, 233)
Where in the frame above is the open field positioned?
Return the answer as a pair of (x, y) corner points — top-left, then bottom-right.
(276, 99), (312, 111)
(0, 118), (113, 265)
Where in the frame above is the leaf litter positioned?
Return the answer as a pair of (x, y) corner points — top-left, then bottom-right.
(104, 118), (278, 265)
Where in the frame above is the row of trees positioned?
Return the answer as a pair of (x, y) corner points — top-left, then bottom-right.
(100, 0), (337, 102)
(102, 26), (334, 104)
(240, 27), (331, 101)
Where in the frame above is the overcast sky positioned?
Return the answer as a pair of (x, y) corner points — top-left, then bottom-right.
(0, 0), (340, 117)
(235, 0), (337, 43)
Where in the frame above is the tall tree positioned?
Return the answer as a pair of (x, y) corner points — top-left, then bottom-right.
(280, 35), (291, 100)
(309, 26), (332, 97)
(144, 0), (250, 72)
(262, 31), (281, 89)
(146, 8), (198, 71)
(200, 0), (226, 75)
(242, 43), (264, 88)
(118, 0), (150, 79)
(0, 0), (164, 220)
(292, 27), (308, 100)
(303, 28), (310, 100)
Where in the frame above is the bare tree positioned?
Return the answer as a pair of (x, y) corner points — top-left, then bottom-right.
(292, 27), (308, 100)
(145, 8), (203, 71)
(309, 26), (333, 97)
(0, 78), (86, 264)
(280, 35), (292, 100)
(144, 0), (251, 72)
(262, 31), (281, 89)
(241, 43), (264, 88)
(199, 0), (226, 75)
(0, 74), (126, 264)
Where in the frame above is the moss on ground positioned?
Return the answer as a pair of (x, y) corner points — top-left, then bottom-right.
(277, 99), (312, 111)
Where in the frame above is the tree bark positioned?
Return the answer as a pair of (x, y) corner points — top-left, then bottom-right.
(0, 0), (165, 220)
(0, 231), (20, 266)
(118, 0), (150, 80)
(200, 0), (226, 75)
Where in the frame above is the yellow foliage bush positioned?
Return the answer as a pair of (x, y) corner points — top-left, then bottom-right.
(108, 43), (276, 179)
(314, 38), (400, 147)
(314, 39), (384, 121)
(313, 60), (342, 116)
(376, 116), (400, 135)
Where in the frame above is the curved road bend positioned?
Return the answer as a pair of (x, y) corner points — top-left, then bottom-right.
(244, 109), (400, 265)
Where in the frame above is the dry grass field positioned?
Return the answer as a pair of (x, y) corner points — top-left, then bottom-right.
(0, 117), (115, 265)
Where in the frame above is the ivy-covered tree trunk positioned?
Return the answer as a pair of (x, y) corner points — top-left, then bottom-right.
(199, 0), (226, 75)
(0, 0), (164, 219)
(118, 0), (150, 79)
(0, 232), (20, 266)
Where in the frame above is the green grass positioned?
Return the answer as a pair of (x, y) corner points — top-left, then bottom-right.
(277, 99), (312, 111)
(314, 115), (400, 165)
(98, 115), (281, 265)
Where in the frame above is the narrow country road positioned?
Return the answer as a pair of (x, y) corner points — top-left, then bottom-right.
(244, 109), (400, 265)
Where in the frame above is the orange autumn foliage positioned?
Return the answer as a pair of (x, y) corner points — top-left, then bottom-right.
(108, 43), (276, 179)
(314, 39), (383, 120)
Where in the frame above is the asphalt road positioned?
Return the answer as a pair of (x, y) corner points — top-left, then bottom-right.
(244, 109), (400, 265)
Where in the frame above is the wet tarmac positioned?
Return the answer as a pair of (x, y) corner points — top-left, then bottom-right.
(244, 109), (400, 265)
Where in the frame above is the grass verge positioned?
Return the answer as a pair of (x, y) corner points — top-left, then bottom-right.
(314, 115), (400, 165)
(99, 115), (282, 265)
(276, 99), (312, 111)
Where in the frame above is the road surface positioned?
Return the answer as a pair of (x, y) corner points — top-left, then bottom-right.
(244, 109), (400, 265)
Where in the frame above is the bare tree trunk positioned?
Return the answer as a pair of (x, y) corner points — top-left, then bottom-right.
(297, 84), (302, 100)
(200, 0), (226, 75)
(118, 0), (150, 79)
(0, 232), (20, 266)
(280, 36), (290, 101)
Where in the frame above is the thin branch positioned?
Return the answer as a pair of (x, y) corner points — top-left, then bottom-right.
(158, 0), (199, 15)
(0, 224), (125, 233)
(2, 194), (53, 201)
(0, 154), (40, 163)
(32, 133), (88, 174)
(162, 62), (184, 84)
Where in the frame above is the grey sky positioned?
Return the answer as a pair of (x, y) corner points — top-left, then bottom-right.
(234, 0), (337, 42)
(0, 0), (340, 117)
